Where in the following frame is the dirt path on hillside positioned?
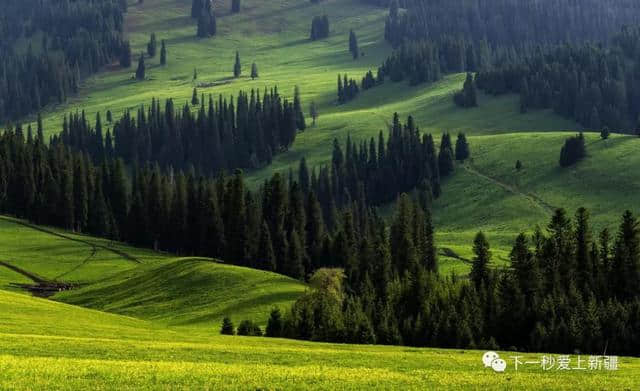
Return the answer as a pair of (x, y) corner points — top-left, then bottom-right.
(462, 164), (555, 215)
(0, 217), (140, 264)
(0, 260), (74, 297)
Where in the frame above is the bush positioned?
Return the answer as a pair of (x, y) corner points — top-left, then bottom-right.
(237, 320), (263, 336)
(220, 317), (235, 335)
(266, 307), (283, 337)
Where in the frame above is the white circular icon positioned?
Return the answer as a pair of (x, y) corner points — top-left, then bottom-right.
(491, 358), (507, 372)
(482, 351), (499, 367)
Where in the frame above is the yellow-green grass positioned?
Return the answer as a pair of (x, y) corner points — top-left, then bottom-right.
(2, 289), (639, 390)
(55, 257), (307, 327)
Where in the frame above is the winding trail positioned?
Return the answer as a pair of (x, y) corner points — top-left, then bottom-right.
(461, 164), (556, 215)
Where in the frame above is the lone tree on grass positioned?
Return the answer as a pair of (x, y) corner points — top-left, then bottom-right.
(221, 317), (235, 335)
(233, 51), (242, 78)
(455, 132), (470, 161)
(135, 53), (145, 80)
(147, 33), (157, 57)
(601, 126), (610, 140)
(470, 231), (491, 289)
(349, 29), (359, 59)
(454, 73), (478, 108)
(251, 62), (259, 79)
(160, 40), (167, 65)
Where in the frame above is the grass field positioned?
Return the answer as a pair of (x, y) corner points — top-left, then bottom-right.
(2, 289), (640, 390)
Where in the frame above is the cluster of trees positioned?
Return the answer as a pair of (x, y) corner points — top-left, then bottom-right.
(306, 114), (458, 210)
(379, 39), (489, 87)
(192, 0), (217, 38)
(54, 87), (306, 175)
(380, 0), (640, 48)
(453, 73), (478, 108)
(0, 112), (457, 282)
(0, 0), (127, 122)
(337, 75), (360, 104)
(220, 317), (263, 336)
(280, 205), (640, 355)
(476, 27), (640, 132)
(310, 16), (330, 40)
(559, 133), (586, 168)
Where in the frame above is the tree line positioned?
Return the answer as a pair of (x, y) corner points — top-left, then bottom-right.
(53, 86), (306, 175)
(0, 113), (459, 283)
(0, 0), (127, 122)
(278, 204), (640, 356)
(379, 0), (640, 48)
(476, 26), (640, 133)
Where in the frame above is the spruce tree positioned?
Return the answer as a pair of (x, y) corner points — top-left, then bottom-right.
(147, 33), (157, 57)
(293, 86), (306, 130)
(257, 221), (276, 271)
(601, 126), (610, 140)
(135, 53), (145, 80)
(251, 63), (258, 79)
(232, 0), (241, 13)
(192, 88), (199, 105)
(438, 133), (455, 176)
(220, 317), (235, 335)
(266, 307), (283, 337)
(349, 29), (359, 59)
(455, 132), (470, 161)
(120, 41), (132, 68)
(160, 40), (167, 65)
(233, 51), (242, 78)
(470, 231), (491, 289)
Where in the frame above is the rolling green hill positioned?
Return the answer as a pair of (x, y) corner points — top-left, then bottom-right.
(56, 257), (307, 327)
(2, 289), (639, 390)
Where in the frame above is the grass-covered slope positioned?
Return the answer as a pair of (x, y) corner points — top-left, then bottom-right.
(56, 257), (307, 327)
(433, 132), (640, 264)
(2, 289), (639, 390)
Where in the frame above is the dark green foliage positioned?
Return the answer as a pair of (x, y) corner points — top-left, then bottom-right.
(233, 51), (242, 78)
(293, 86), (306, 130)
(160, 40), (167, 65)
(455, 133), (470, 161)
(147, 33), (157, 57)
(470, 231), (491, 289)
(191, 88), (199, 105)
(601, 126), (611, 140)
(438, 133), (454, 177)
(515, 160), (523, 170)
(349, 30), (359, 59)
(310, 15), (329, 40)
(0, 0), (127, 122)
(309, 101), (318, 125)
(135, 53), (145, 80)
(559, 132), (586, 167)
(454, 73), (478, 108)
(221, 317), (235, 335)
(266, 308), (284, 337)
(337, 74), (359, 104)
(231, 0), (241, 13)
(251, 63), (258, 79)
(196, 4), (217, 38)
(237, 320), (262, 336)
(120, 41), (132, 68)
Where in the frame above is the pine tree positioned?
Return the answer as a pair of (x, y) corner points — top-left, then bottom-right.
(233, 51), (242, 78)
(160, 40), (167, 65)
(106, 110), (113, 123)
(192, 88), (199, 105)
(266, 307), (283, 337)
(147, 33), (157, 57)
(250, 63), (258, 79)
(349, 29), (359, 59)
(220, 317), (235, 335)
(293, 86), (306, 130)
(438, 133), (454, 176)
(257, 221), (276, 271)
(120, 41), (132, 68)
(601, 126), (610, 140)
(232, 0), (241, 13)
(470, 231), (491, 289)
(455, 133), (470, 161)
(191, 0), (203, 18)
(286, 229), (305, 279)
(135, 53), (145, 80)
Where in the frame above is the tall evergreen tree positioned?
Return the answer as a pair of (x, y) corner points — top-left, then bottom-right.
(234, 51), (242, 78)
(349, 29), (359, 59)
(147, 33), (157, 57)
(455, 133), (470, 161)
(135, 53), (146, 80)
(160, 40), (167, 65)
(470, 231), (491, 289)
